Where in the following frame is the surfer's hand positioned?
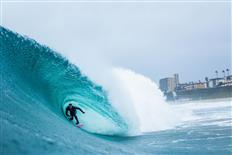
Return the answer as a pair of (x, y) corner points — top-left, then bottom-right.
(83, 112), (85, 114)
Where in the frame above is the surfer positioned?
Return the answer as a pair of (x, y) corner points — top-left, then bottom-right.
(65, 103), (85, 125)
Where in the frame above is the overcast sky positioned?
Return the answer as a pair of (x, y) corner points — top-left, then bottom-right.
(1, 1), (231, 83)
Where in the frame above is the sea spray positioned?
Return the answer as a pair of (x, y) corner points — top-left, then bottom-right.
(112, 68), (180, 133)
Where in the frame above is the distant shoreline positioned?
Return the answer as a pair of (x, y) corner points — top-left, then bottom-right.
(168, 97), (232, 104)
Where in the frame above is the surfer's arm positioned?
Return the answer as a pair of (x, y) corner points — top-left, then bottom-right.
(76, 107), (85, 114)
(65, 107), (70, 116)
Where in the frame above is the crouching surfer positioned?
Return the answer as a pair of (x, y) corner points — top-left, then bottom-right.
(65, 103), (85, 125)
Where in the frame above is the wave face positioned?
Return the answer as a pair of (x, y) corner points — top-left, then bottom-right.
(0, 26), (128, 135)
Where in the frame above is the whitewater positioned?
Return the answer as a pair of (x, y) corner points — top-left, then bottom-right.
(0, 26), (231, 155)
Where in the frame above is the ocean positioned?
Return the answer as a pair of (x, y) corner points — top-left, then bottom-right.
(0, 26), (231, 155)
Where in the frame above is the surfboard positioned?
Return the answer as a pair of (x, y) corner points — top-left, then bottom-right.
(76, 124), (84, 128)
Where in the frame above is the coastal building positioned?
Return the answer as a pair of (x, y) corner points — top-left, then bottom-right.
(159, 77), (176, 93)
(159, 71), (232, 101)
(193, 82), (206, 89)
(224, 75), (232, 86)
(159, 74), (179, 93)
(209, 78), (224, 87)
(174, 74), (179, 86)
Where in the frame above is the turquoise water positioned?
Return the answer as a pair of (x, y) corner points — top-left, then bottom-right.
(0, 26), (231, 155)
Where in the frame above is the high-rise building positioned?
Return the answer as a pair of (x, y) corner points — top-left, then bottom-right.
(159, 77), (176, 93)
(174, 73), (179, 87)
(159, 74), (180, 93)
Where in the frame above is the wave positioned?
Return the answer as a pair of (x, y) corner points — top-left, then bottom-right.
(0, 26), (179, 136)
(0, 26), (128, 135)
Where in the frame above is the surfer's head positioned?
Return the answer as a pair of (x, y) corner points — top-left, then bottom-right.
(68, 103), (73, 108)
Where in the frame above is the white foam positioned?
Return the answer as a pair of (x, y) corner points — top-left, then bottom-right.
(111, 68), (180, 133)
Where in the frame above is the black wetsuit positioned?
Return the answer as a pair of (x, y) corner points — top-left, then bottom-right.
(65, 106), (84, 124)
